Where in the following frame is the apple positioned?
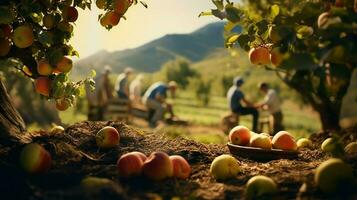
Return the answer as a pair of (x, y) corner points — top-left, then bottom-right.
(210, 154), (240, 180)
(117, 152), (146, 177)
(321, 137), (344, 157)
(101, 12), (121, 27)
(335, 0), (344, 7)
(142, 151), (173, 181)
(43, 14), (56, 29)
(244, 175), (277, 200)
(296, 138), (313, 149)
(0, 38), (11, 56)
(249, 47), (270, 65)
(57, 21), (73, 33)
(35, 77), (51, 97)
(1, 24), (13, 38)
(55, 56), (73, 73)
(96, 0), (107, 9)
(81, 176), (114, 188)
(169, 155), (191, 179)
(13, 25), (34, 48)
(250, 134), (272, 149)
(95, 126), (120, 148)
(19, 143), (52, 173)
(56, 98), (70, 111)
(50, 125), (65, 134)
(272, 131), (297, 151)
(229, 125), (251, 146)
(314, 158), (354, 194)
(114, 0), (131, 15)
(344, 142), (357, 154)
(37, 59), (53, 76)
(270, 47), (285, 67)
(62, 6), (78, 22)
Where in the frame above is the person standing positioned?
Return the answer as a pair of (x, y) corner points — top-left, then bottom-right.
(142, 81), (177, 127)
(256, 82), (284, 134)
(129, 74), (143, 105)
(115, 67), (133, 99)
(227, 76), (259, 132)
(85, 66), (113, 120)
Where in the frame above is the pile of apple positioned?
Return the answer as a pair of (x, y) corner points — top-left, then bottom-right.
(228, 125), (300, 151)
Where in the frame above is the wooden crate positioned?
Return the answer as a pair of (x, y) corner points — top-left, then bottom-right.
(104, 98), (131, 123)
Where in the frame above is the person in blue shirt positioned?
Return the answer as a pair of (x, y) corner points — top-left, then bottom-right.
(227, 76), (259, 132)
(143, 81), (177, 127)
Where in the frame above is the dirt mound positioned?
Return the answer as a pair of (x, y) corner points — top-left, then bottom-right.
(0, 121), (356, 200)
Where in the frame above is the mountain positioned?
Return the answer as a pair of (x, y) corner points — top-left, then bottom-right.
(74, 22), (239, 75)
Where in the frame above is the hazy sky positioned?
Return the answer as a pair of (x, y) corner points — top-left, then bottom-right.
(71, 0), (225, 59)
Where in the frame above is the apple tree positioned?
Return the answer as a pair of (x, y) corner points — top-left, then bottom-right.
(204, 0), (357, 130)
(0, 0), (142, 143)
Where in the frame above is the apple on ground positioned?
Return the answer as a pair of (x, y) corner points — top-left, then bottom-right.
(344, 142), (357, 154)
(296, 138), (313, 149)
(250, 134), (272, 149)
(245, 175), (277, 200)
(321, 137), (344, 157)
(272, 131), (297, 151)
(95, 126), (120, 148)
(210, 154), (240, 180)
(229, 125), (251, 146)
(117, 152), (147, 177)
(19, 143), (52, 173)
(314, 158), (354, 194)
(35, 77), (51, 97)
(142, 151), (173, 180)
(170, 155), (191, 179)
(249, 46), (271, 65)
(13, 25), (34, 48)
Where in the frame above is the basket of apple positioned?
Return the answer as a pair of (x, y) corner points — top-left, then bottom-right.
(227, 125), (300, 160)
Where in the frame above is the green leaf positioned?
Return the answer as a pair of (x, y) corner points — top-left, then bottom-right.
(0, 6), (16, 24)
(237, 34), (250, 51)
(296, 25), (314, 39)
(90, 70), (97, 78)
(198, 11), (212, 17)
(140, 1), (148, 8)
(225, 5), (241, 23)
(212, 0), (224, 10)
(280, 53), (317, 70)
(225, 34), (239, 48)
(256, 20), (269, 35)
(270, 5), (280, 20)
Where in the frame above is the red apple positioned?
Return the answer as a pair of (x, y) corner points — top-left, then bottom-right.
(1, 24), (13, 38)
(229, 125), (251, 146)
(95, 126), (120, 148)
(101, 12), (121, 27)
(169, 155), (191, 179)
(272, 131), (297, 151)
(35, 77), (51, 97)
(19, 143), (52, 173)
(117, 152), (146, 177)
(114, 0), (131, 15)
(249, 47), (270, 65)
(142, 152), (173, 180)
(62, 6), (78, 22)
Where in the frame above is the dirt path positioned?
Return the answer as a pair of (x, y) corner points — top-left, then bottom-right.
(0, 121), (356, 199)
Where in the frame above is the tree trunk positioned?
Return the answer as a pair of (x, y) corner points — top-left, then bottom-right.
(0, 79), (31, 144)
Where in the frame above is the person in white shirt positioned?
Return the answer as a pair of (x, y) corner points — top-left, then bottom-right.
(256, 82), (284, 134)
(129, 74), (143, 105)
(115, 67), (133, 99)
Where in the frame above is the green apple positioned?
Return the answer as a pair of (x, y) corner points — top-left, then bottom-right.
(210, 154), (240, 180)
(245, 175), (277, 200)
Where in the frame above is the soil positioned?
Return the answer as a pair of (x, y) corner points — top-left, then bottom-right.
(0, 121), (356, 200)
